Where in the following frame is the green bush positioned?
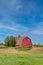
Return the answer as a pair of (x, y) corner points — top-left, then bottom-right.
(4, 36), (16, 47)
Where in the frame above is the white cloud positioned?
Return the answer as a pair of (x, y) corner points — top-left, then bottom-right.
(31, 29), (43, 35)
(0, 22), (29, 33)
(31, 22), (43, 35)
(0, 25), (19, 31)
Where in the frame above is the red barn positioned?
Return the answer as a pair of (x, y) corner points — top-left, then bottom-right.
(21, 37), (32, 48)
(16, 35), (32, 48)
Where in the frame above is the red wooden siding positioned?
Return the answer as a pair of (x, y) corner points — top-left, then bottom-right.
(21, 37), (32, 48)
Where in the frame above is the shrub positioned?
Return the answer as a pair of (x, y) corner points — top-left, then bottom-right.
(4, 36), (16, 47)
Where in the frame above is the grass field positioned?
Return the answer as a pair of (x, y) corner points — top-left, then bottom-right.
(0, 54), (43, 65)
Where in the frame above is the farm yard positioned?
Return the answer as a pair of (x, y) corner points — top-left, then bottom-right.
(0, 46), (43, 54)
(0, 47), (43, 65)
(0, 38), (43, 65)
(0, 33), (43, 65)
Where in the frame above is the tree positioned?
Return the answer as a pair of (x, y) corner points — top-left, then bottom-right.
(4, 36), (16, 47)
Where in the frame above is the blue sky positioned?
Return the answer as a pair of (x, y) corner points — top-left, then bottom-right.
(0, 0), (43, 44)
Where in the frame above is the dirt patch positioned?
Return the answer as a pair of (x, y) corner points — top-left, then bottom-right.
(0, 47), (43, 54)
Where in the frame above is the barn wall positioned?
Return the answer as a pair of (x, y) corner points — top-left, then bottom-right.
(21, 37), (32, 48)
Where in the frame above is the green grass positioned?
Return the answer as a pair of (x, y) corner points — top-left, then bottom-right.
(0, 54), (43, 65)
(15, 46), (31, 51)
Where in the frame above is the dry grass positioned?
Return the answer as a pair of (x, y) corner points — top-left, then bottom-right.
(28, 47), (43, 54)
(0, 47), (43, 54)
